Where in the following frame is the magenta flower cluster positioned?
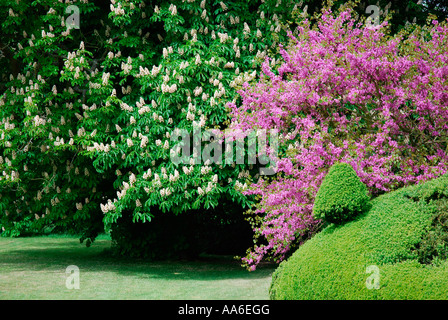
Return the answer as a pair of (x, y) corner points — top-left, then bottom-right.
(228, 8), (448, 270)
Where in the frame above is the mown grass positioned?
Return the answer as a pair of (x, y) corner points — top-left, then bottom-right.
(0, 235), (275, 300)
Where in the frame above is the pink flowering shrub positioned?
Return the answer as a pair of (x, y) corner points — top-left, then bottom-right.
(228, 7), (448, 270)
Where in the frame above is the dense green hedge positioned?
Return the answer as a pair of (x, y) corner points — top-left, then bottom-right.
(269, 174), (448, 299)
(313, 162), (370, 224)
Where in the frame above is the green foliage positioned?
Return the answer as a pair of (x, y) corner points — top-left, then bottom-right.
(1, 0), (446, 261)
(404, 176), (448, 265)
(312, 162), (370, 224)
(269, 174), (448, 300)
(411, 198), (448, 265)
(0, 0), (304, 251)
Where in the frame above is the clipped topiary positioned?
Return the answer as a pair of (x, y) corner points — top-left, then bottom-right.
(313, 162), (370, 224)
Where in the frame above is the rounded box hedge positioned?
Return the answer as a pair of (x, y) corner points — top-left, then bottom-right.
(269, 174), (448, 299)
(312, 162), (370, 224)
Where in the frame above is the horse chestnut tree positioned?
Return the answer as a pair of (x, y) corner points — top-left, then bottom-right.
(0, 0), (305, 254)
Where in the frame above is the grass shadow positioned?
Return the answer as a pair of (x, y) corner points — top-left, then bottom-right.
(0, 237), (276, 281)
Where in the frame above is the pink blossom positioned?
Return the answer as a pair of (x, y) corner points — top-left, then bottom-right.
(230, 8), (448, 270)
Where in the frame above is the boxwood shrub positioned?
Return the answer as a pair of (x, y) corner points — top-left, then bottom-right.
(269, 174), (448, 300)
(313, 162), (370, 224)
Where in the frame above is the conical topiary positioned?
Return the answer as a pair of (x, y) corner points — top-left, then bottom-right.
(313, 162), (370, 224)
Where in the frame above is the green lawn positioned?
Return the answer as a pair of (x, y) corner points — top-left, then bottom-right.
(0, 235), (275, 300)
